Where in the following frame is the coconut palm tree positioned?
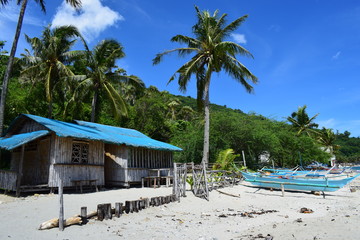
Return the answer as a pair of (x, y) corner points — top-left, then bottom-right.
(70, 39), (138, 122)
(153, 6), (257, 165)
(318, 127), (340, 154)
(167, 98), (181, 120)
(20, 25), (83, 118)
(0, 0), (81, 134)
(287, 105), (319, 137)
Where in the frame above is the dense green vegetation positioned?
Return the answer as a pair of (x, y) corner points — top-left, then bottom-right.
(1, 5), (360, 170)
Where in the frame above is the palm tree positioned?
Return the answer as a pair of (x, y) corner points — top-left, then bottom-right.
(71, 39), (136, 122)
(20, 25), (83, 118)
(0, 0), (81, 134)
(167, 98), (181, 120)
(287, 105), (319, 137)
(153, 6), (257, 165)
(318, 127), (340, 155)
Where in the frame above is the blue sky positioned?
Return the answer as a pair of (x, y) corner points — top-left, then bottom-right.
(1, 0), (360, 137)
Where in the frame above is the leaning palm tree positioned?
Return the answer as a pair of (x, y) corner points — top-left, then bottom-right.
(287, 105), (319, 137)
(70, 39), (138, 122)
(20, 25), (83, 118)
(0, 0), (81, 134)
(153, 6), (257, 165)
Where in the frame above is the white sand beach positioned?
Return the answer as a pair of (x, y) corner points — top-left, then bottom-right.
(0, 179), (359, 240)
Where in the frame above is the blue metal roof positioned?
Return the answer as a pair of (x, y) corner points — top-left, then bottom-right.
(75, 120), (182, 151)
(0, 130), (50, 150)
(18, 114), (182, 151)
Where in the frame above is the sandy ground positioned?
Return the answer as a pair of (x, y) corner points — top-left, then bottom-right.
(1, 179), (360, 240)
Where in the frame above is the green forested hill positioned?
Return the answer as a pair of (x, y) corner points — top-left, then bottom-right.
(1, 39), (359, 168)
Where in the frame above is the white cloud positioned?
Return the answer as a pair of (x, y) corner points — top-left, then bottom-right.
(231, 33), (247, 44)
(0, 1), (43, 26)
(332, 51), (341, 60)
(318, 118), (336, 129)
(51, 0), (123, 41)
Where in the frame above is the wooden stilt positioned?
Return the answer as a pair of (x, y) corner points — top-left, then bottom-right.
(281, 184), (285, 197)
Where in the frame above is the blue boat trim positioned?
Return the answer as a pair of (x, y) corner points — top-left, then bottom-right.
(241, 171), (360, 192)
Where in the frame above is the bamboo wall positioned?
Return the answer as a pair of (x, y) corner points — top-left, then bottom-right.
(128, 148), (173, 169)
(104, 144), (128, 186)
(0, 170), (17, 191)
(48, 135), (105, 187)
(127, 147), (173, 183)
(10, 137), (50, 186)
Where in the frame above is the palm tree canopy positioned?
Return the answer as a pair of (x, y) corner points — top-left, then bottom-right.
(287, 105), (319, 136)
(318, 127), (340, 153)
(153, 6), (258, 109)
(20, 25), (83, 111)
(1, 0), (81, 12)
(71, 39), (133, 121)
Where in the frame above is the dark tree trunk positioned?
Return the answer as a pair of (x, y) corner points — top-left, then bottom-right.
(0, 0), (28, 135)
(91, 88), (98, 122)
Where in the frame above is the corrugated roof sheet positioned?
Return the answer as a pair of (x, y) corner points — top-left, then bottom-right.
(75, 120), (182, 151)
(0, 130), (50, 150)
(20, 114), (182, 151)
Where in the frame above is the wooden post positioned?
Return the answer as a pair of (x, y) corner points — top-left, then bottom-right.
(15, 145), (25, 197)
(104, 203), (112, 220)
(144, 198), (150, 208)
(115, 203), (122, 218)
(182, 164), (187, 197)
(173, 162), (178, 197)
(133, 201), (139, 212)
(81, 207), (87, 224)
(281, 184), (285, 197)
(59, 180), (64, 231)
(97, 204), (105, 221)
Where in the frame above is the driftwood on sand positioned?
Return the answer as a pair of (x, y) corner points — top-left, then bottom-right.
(38, 216), (82, 230)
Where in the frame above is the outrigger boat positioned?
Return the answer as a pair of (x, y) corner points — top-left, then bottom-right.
(241, 171), (360, 193)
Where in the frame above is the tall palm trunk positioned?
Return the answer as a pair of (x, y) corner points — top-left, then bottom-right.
(91, 88), (99, 122)
(201, 79), (211, 167)
(0, 0), (28, 135)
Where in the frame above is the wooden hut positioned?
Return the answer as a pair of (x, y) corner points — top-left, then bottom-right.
(0, 114), (181, 194)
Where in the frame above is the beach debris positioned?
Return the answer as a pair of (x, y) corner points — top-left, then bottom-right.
(217, 209), (278, 218)
(300, 207), (313, 213)
(201, 212), (211, 217)
(38, 216), (82, 230)
(265, 234), (273, 240)
(216, 189), (241, 198)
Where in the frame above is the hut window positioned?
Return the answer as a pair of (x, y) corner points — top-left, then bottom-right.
(71, 141), (89, 164)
